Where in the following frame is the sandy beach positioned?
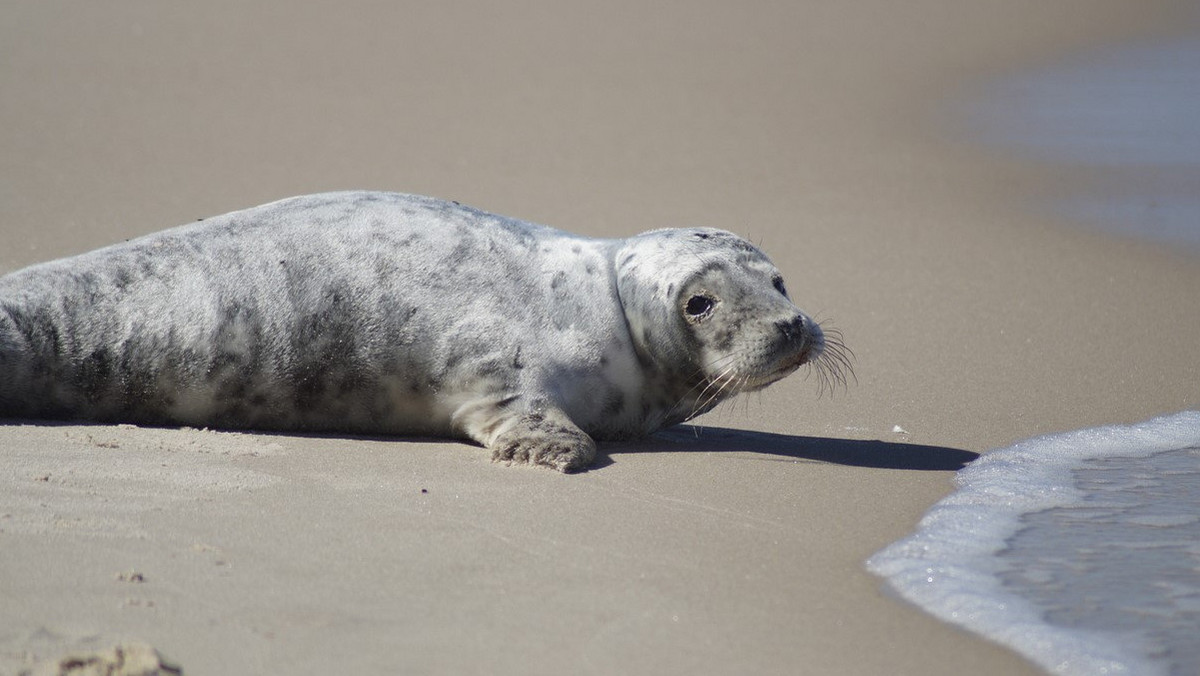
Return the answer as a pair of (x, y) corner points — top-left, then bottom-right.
(2, 1), (1198, 674)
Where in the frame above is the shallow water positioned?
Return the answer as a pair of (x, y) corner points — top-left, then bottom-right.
(867, 412), (1200, 675)
(1001, 447), (1200, 674)
(963, 35), (1200, 251)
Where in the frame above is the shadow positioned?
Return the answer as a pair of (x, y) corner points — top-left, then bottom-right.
(599, 425), (978, 471)
(1, 418), (976, 472)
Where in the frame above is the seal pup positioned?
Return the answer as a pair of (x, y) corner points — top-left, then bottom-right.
(0, 192), (848, 471)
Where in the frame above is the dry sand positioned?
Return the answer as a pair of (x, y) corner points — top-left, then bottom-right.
(2, 1), (1199, 674)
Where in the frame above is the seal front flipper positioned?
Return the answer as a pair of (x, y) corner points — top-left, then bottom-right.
(490, 409), (597, 473)
(455, 397), (596, 473)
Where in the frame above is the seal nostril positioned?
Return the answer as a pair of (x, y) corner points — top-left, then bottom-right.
(776, 315), (806, 342)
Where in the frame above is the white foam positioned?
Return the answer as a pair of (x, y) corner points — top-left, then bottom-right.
(866, 411), (1200, 676)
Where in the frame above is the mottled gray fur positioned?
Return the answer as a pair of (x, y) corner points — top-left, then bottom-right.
(0, 192), (824, 471)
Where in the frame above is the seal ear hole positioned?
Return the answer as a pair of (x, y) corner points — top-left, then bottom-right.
(684, 294), (716, 320)
(772, 276), (788, 297)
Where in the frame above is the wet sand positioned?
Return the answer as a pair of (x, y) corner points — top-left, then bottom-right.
(3, 1), (1199, 673)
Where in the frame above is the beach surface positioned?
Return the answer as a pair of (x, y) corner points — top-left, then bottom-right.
(2, 1), (1198, 674)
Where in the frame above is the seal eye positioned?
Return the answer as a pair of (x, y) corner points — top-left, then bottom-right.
(684, 295), (716, 319)
(772, 276), (788, 297)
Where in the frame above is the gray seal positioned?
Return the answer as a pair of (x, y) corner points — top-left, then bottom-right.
(0, 192), (848, 471)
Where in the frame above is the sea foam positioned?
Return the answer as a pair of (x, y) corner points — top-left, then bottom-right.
(867, 411), (1200, 675)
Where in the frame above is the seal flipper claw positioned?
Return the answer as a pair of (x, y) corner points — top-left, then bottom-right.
(487, 409), (596, 473)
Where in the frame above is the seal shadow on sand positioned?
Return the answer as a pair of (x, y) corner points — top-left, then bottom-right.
(258, 425), (978, 472)
(0, 420), (977, 472)
(596, 425), (978, 472)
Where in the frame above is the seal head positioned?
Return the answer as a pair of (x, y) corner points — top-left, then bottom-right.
(614, 228), (827, 427)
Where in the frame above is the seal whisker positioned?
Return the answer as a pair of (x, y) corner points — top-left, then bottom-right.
(691, 366), (740, 420)
(808, 321), (855, 398)
(676, 366), (734, 424)
(704, 368), (750, 419)
(653, 358), (739, 430)
(669, 352), (740, 410)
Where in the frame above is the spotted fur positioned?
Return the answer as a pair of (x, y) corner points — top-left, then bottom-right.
(0, 192), (829, 471)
